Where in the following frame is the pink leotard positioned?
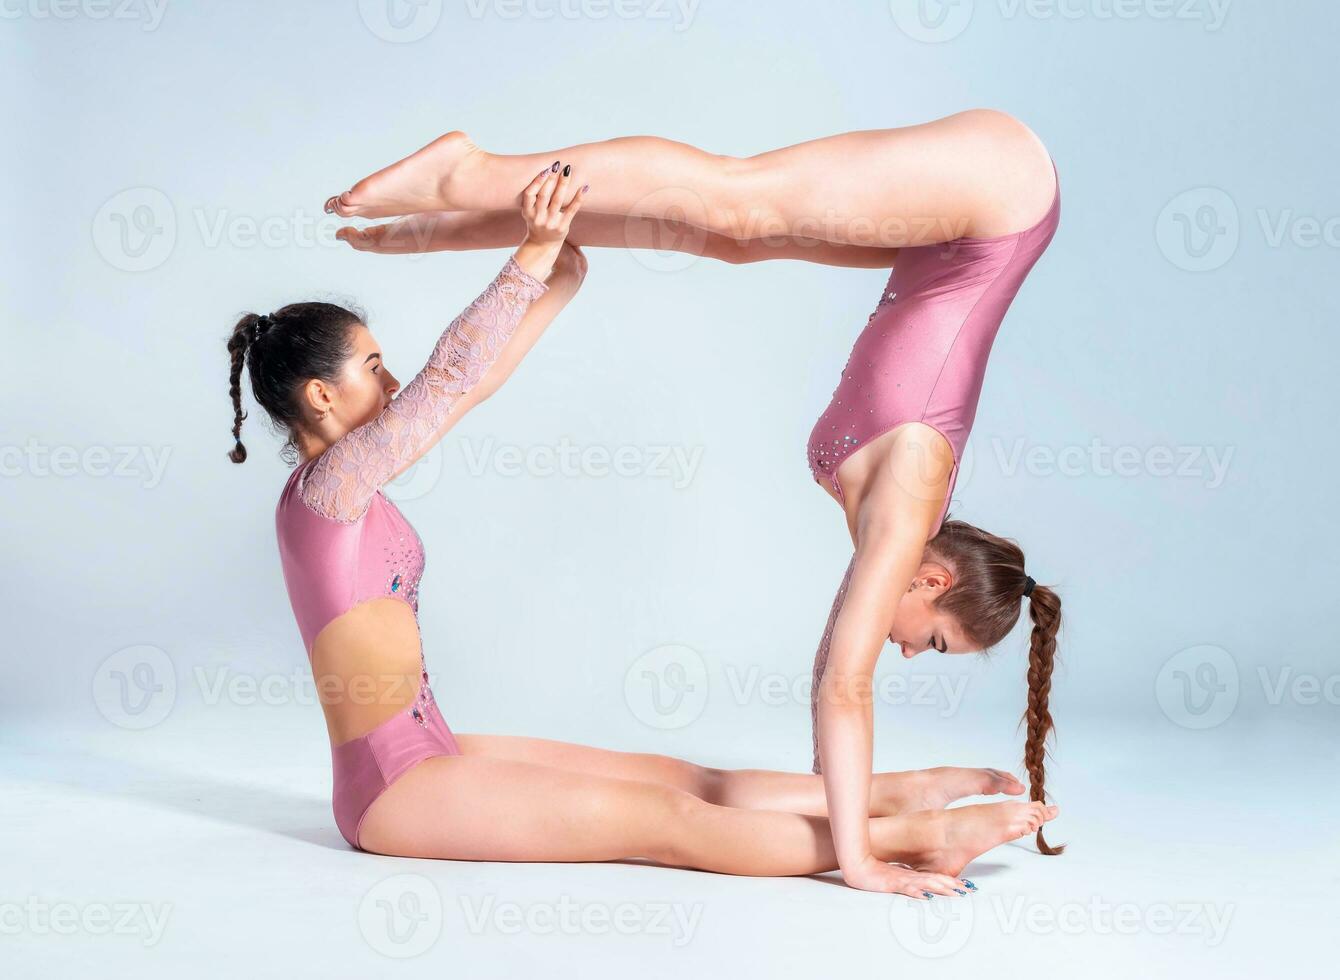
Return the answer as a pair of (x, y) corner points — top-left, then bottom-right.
(807, 161), (1061, 541)
(273, 255), (548, 848)
(808, 165), (1060, 773)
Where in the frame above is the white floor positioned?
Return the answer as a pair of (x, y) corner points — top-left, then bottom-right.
(4, 704), (1334, 977)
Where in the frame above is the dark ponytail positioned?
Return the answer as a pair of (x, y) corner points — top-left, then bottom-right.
(225, 302), (363, 465)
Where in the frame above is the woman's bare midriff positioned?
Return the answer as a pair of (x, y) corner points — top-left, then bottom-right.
(308, 597), (426, 745)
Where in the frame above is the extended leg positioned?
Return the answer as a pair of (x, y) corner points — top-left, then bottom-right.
(338, 208), (903, 268)
(324, 109), (1055, 247)
(455, 733), (1023, 817)
(356, 753), (1057, 889)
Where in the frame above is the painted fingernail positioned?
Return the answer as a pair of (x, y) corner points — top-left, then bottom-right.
(582, 184), (590, 193)
(954, 889), (967, 895)
(922, 892), (932, 899)
(551, 160), (561, 172)
(562, 164), (571, 177)
(962, 879), (976, 890)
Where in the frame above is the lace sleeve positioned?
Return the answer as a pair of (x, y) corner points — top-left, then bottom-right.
(301, 255), (548, 522)
(811, 554), (857, 775)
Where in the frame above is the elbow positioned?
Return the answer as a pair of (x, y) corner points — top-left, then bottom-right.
(552, 242), (589, 288)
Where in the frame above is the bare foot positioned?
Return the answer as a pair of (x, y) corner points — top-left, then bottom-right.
(875, 766), (1026, 814)
(324, 131), (484, 220)
(336, 214), (450, 254)
(875, 801), (1059, 877)
(923, 802), (1059, 876)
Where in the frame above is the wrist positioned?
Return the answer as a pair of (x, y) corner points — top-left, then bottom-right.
(841, 852), (883, 883)
(514, 237), (563, 280)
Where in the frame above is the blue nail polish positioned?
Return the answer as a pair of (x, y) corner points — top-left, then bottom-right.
(962, 879), (976, 890)
(954, 889), (967, 895)
(922, 891), (933, 899)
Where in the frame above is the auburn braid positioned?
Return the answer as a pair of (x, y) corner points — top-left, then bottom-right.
(1022, 581), (1065, 855)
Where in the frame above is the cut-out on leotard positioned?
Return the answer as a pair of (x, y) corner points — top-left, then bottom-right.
(274, 255), (547, 847)
(809, 166), (1060, 773)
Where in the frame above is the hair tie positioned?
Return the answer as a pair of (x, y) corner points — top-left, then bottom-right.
(1022, 575), (1036, 598)
(253, 314), (273, 339)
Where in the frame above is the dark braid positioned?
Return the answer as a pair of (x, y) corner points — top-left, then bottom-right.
(1022, 582), (1065, 855)
(226, 314), (262, 463)
(928, 515), (1067, 855)
(224, 302), (363, 466)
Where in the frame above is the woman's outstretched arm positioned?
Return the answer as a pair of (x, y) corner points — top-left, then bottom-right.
(300, 169), (585, 523)
(455, 241), (588, 410)
(815, 428), (954, 893)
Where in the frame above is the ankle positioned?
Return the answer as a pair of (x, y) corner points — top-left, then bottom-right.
(438, 135), (485, 210)
(876, 808), (947, 865)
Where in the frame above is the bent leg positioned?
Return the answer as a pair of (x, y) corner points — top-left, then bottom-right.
(338, 209), (903, 269)
(454, 733), (1023, 817)
(325, 109), (1056, 247)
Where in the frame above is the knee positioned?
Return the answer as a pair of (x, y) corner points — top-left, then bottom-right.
(958, 108), (1053, 191)
(958, 107), (1031, 139)
(959, 108), (1047, 152)
(647, 752), (719, 796)
(654, 788), (712, 866)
